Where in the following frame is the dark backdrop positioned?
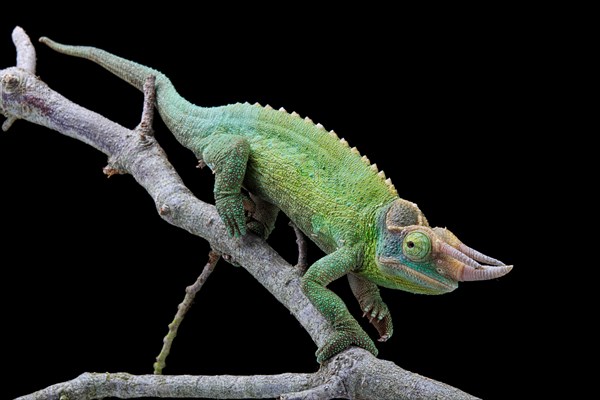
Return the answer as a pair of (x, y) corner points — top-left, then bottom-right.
(2, 11), (538, 400)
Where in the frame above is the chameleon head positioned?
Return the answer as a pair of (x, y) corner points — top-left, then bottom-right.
(374, 199), (513, 294)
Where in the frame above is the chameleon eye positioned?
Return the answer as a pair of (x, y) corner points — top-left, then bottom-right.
(402, 231), (431, 261)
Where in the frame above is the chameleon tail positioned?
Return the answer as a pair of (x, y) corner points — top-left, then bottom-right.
(40, 37), (211, 146)
(40, 37), (166, 92)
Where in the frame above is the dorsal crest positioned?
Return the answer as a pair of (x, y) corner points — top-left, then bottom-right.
(261, 104), (398, 196)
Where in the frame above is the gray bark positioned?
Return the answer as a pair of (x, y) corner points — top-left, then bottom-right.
(2, 26), (479, 400)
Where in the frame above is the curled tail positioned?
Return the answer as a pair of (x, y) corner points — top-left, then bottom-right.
(40, 37), (169, 92)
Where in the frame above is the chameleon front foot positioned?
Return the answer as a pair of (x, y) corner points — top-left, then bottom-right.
(361, 302), (393, 342)
(348, 274), (394, 343)
(215, 193), (247, 237)
(361, 298), (390, 322)
(316, 322), (378, 364)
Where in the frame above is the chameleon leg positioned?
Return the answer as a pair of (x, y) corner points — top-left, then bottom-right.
(348, 273), (393, 342)
(301, 246), (378, 363)
(198, 134), (250, 237)
(246, 193), (280, 239)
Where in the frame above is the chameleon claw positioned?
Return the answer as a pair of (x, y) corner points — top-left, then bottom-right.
(378, 334), (390, 342)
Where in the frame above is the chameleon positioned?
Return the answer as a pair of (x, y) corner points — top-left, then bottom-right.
(40, 37), (513, 363)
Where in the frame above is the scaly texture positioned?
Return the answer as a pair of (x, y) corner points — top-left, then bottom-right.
(39, 37), (512, 363)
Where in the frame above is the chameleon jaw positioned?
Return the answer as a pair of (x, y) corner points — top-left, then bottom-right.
(377, 256), (458, 294)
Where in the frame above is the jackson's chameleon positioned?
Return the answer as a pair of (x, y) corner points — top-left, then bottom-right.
(41, 37), (513, 363)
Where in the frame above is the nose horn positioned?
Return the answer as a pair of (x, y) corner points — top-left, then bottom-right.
(460, 265), (513, 281)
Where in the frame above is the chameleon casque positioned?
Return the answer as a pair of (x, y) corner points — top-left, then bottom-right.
(40, 37), (513, 363)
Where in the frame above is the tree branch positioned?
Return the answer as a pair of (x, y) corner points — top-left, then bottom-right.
(154, 250), (221, 375)
(15, 371), (313, 400)
(2, 26), (479, 400)
(15, 349), (476, 400)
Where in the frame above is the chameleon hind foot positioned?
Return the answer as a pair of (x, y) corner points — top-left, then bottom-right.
(316, 321), (378, 364)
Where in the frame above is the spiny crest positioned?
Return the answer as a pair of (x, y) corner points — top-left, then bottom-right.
(385, 178), (398, 195)
(378, 170), (397, 194)
(258, 102), (398, 196)
(298, 114), (395, 195)
(336, 138), (397, 196)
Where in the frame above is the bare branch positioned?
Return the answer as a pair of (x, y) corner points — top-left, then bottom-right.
(15, 349), (478, 400)
(14, 371), (313, 400)
(154, 250), (220, 374)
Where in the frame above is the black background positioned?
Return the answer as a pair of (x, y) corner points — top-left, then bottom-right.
(2, 9), (543, 400)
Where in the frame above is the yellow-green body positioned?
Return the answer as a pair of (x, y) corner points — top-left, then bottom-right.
(217, 104), (396, 252)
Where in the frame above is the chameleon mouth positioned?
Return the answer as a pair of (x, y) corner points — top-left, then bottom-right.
(378, 256), (457, 293)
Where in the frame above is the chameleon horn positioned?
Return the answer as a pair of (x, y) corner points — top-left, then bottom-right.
(461, 264), (513, 281)
(433, 227), (506, 266)
(438, 241), (513, 281)
(438, 242), (482, 269)
(457, 243), (506, 266)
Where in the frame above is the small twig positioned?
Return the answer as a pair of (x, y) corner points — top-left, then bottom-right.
(153, 250), (221, 374)
(288, 221), (308, 270)
(1, 116), (17, 132)
(13, 26), (36, 73)
(1, 27), (35, 132)
(137, 75), (156, 137)
(102, 75), (157, 176)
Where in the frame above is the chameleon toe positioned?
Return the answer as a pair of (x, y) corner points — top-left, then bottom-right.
(315, 326), (378, 364)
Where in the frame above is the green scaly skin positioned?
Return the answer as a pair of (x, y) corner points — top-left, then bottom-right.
(40, 37), (513, 364)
